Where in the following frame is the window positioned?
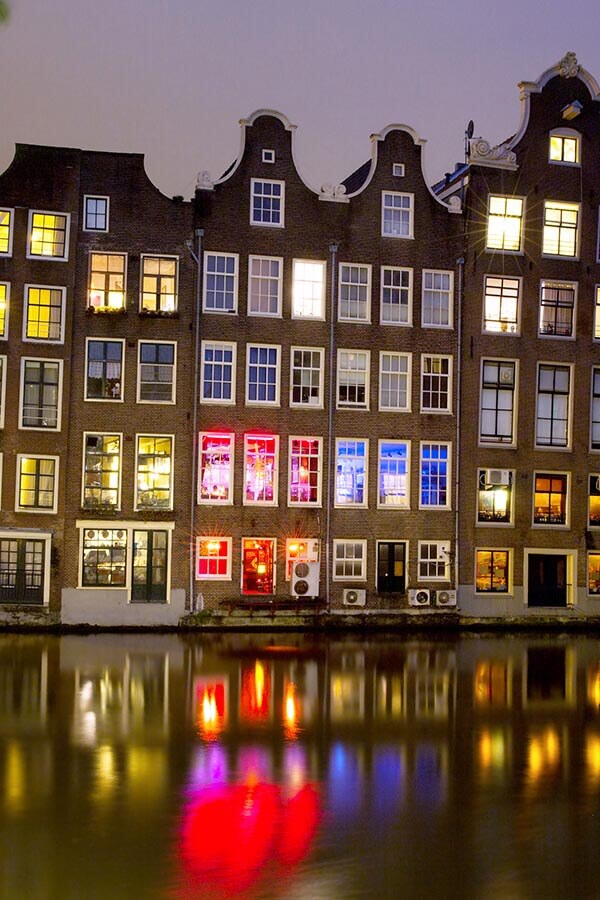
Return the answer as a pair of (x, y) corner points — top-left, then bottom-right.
(203, 253), (238, 312)
(201, 341), (236, 404)
(262, 149), (275, 163)
(83, 196), (109, 232)
(0, 535), (48, 605)
(199, 433), (234, 504)
(381, 191), (414, 238)
(288, 437), (322, 505)
(23, 285), (65, 342)
(421, 355), (452, 413)
(241, 538), (276, 595)
(246, 344), (280, 405)
(244, 435), (278, 505)
(137, 341), (176, 403)
(477, 469), (513, 524)
(538, 280), (576, 337)
(197, 537), (232, 580)
(549, 130), (580, 165)
(335, 439), (367, 507)
(337, 350), (370, 409)
(132, 529), (168, 603)
(379, 352), (411, 411)
(479, 359), (517, 445)
(85, 339), (124, 401)
(27, 211), (69, 260)
(0, 282), (9, 338)
(378, 440), (410, 508)
(81, 528), (127, 587)
(476, 550), (510, 593)
(250, 179), (284, 227)
(420, 442), (450, 509)
(591, 368), (600, 451)
(15, 455), (58, 513)
(588, 552), (600, 596)
(88, 253), (126, 310)
(533, 473), (568, 526)
(82, 434), (121, 509)
(594, 287), (600, 340)
(248, 255), (282, 316)
(542, 201), (579, 257)
(535, 364), (571, 448)
(486, 196), (524, 252)
(393, 163), (405, 177)
(0, 356), (5, 428)
(79, 524), (172, 596)
(290, 347), (324, 407)
(380, 266), (412, 325)
(292, 260), (326, 318)
(135, 436), (173, 510)
(338, 264), (371, 322)
(0, 209), (13, 256)
(418, 541), (450, 580)
(333, 540), (366, 580)
(588, 476), (600, 528)
(483, 275), (520, 333)
(140, 256), (178, 313)
(422, 270), (453, 327)
(20, 359), (61, 430)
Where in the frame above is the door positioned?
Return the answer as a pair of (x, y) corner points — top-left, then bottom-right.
(377, 541), (406, 593)
(132, 530), (168, 603)
(242, 539), (275, 595)
(0, 539), (45, 604)
(527, 553), (567, 607)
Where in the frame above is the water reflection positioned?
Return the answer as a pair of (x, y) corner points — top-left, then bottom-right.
(2, 634), (600, 897)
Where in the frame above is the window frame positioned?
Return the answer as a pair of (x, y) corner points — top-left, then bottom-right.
(288, 435), (323, 506)
(134, 434), (174, 512)
(0, 208), (14, 257)
(477, 469), (514, 526)
(485, 195), (524, 253)
(77, 521), (174, 595)
(594, 286), (600, 341)
(0, 281), (8, 340)
(196, 536), (233, 581)
(532, 471), (570, 528)
(200, 340), (236, 405)
(198, 432), (235, 505)
(88, 252), (127, 311)
(591, 366), (600, 452)
(83, 195), (110, 233)
(332, 540), (367, 581)
(22, 283), (66, 344)
(334, 438), (368, 508)
(289, 346), (324, 408)
(19, 357), (63, 432)
(482, 274), (521, 335)
(85, 338), (125, 402)
(338, 262), (372, 323)
(377, 439), (410, 509)
(336, 349), (370, 410)
(136, 340), (177, 405)
(247, 254), (283, 317)
(421, 269), (454, 329)
(27, 210), (70, 262)
(542, 200), (580, 259)
(475, 548), (512, 594)
(535, 362), (572, 450)
(420, 354), (453, 414)
(245, 343), (281, 406)
(81, 432), (122, 511)
(381, 191), (414, 239)
(380, 265), (413, 326)
(0, 355), (6, 429)
(250, 178), (285, 228)
(379, 351), (411, 412)
(478, 358), (518, 447)
(291, 259), (326, 319)
(549, 129), (580, 166)
(139, 254), (179, 313)
(588, 550), (600, 597)
(419, 441), (451, 510)
(15, 454), (59, 514)
(243, 434), (279, 506)
(538, 280), (577, 339)
(417, 541), (451, 582)
(0, 530), (52, 606)
(203, 251), (239, 313)
(588, 475), (600, 529)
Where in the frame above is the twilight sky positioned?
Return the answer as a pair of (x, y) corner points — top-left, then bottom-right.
(2, 1), (600, 198)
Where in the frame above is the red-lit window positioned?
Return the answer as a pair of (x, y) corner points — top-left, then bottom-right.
(196, 537), (231, 579)
(288, 437), (321, 505)
(244, 435), (278, 504)
(199, 433), (233, 503)
(241, 538), (275, 595)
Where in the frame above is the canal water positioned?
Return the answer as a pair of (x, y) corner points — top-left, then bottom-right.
(1, 632), (600, 899)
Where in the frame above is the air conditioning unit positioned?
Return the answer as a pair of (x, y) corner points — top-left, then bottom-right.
(342, 588), (366, 607)
(291, 561), (320, 598)
(485, 468), (510, 486)
(408, 588), (431, 607)
(436, 589), (457, 607)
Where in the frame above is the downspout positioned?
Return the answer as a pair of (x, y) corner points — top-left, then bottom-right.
(187, 228), (204, 610)
(455, 255), (464, 599)
(325, 243), (339, 613)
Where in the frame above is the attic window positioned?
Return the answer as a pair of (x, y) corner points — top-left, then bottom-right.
(393, 163), (405, 177)
(262, 149), (275, 164)
(549, 129), (580, 166)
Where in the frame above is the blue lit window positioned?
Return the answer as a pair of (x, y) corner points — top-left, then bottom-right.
(251, 179), (284, 227)
(203, 253), (238, 312)
(246, 344), (280, 405)
(420, 442), (450, 508)
(335, 439), (367, 506)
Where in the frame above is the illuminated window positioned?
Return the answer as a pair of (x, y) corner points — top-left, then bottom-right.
(592, 368), (600, 451)
(594, 287), (600, 340)
(418, 541), (450, 580)
(82, 434), (121, 509)
(549, 130), (579, 165)
(290, 346), (323, 407)
(483, 275), (520, 333)
(479, 359), (516, 445)
(380, 266), (412, 325)
(476, 549), (510, 593)
(533, 473), (568, 526)
(381, 191), (414, 238)
(241, 538), (275, 594)
(536, 364), (571, 448)
(16, 455), (58, 512)
(196, 537), (232, 580)
(24, 285), (65, 342)
(27, 211), (69, 260)
(543, 201), (579, 257)
(0, 356), (5, 428)
(203, 252), (238, 312)
(85, 339), (124, 401)
(420, 442), (450, 509)
(421, 355), (451, 412)
(422, 270), (453, 327)
(474, 661), (510, 706)
(339, 263), (371, 321)
(0, 209), (13, 256)
(137, 341), (176, 403)
(288, 436), (322, 505)
(378, 440), (410, 508)
(140, 256), (178, 312)
(589, 476), (600, 528)
(248, 255), (282, 316)
(88, 253), (126, 310)
(292, 259), (326, 318)
(82, 528), (127, 587)
(244, 435), (278, 505)
(246, 344), (280, 404)
(337, 349), (369, 409)
(335, 439), (367, 507)
(201, 340), (236, 404)
(135, 435), (173, 510)
(20, 359), (61, 430)
(132, 529), (168, 603)
(333, 540), (366, 580)
(250, 179), (284, 227)
(379, 351), (411, 411)
(539, 281), (576, 337)
(486, 196), (524, 252)
(0, 282), (9, 338)
(198, 433), (234, 504)
(477, 469), (513, 524)
(588, 552), (600, 595)
(83, 196), (109, 232)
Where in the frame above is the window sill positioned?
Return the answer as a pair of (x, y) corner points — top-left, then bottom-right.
(86, 306), (127, 315)
(138, 309), (179, 318)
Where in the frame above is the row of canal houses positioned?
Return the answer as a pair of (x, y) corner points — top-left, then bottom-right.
(1, 53), (600, 625)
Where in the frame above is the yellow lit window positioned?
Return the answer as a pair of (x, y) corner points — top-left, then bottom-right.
(0, 283), (7, 337)
(88, 254), (126, 310)
(140, 256), (177, 312)
(25, 287), (63, 341)
(136, 436), (173, 509)
(17, 456), (57, 510)
(549, 133), (579, 164)
(83, 434), (121, 509)
(543, 201), (579, 257)
(0, 209), (12, 255)
(29, 212), (68, 259)
(476, 549), (509, 593)
(486, 196), (523, 251)
(292, 259), (326, 318)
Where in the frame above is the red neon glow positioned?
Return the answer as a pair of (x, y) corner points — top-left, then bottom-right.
(283, 681), (299, 740)
(241, 661), (271, 721)
(195, 679), (226, 740)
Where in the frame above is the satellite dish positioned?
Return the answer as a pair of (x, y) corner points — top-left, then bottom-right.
(466, 120), (474, 139)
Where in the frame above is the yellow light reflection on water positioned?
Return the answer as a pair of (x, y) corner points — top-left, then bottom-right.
(126, 748), (166, 803)
(92, 744), (117, 807)
(526, 727), (561, 787)
(5, 742), (25, 814)
(585, 733), (600, 784)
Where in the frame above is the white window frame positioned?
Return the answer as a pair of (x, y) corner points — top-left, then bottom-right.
(19, 357), (63, 432)
(332, 540), (367, 581)
(542, 200), (580, 259)
(392, 163), (405, 177)
(200, 340), (236, 405)
(247, 255), (283, 317)
(0, 529), (52, 605)
(0, 281), (9, 340)
(0, 355), (6, 429)
(196, 536), (232, 581)
(262, 149), (275, 164)
(81, 432), (122, 511)
(338, 263), (372, 322)
(240, 537), (277, 594)
(139, 254), (179, 313)
(549, 128), (580, 166)
(419, 442), (451, 510)
(417, 541), (451, 582)
(377, 439), (410, 509)
(288, 435), (323, 507)
(482, 274), (521, 335)
(588, 475), (600, 530)
(243, 434), (279, 506)
(292, 259), (326, 319)
(380, 265), (412, 326)
(250, 178), (285, 228)
(474, 548), (513, 595)
(336, 349), (370, 410)
(532, 471), (570, 528)
(588, 550), (600, 597)
(379, 351), (411, 412)
(591, 367), (600, 452)
(88, 252), (127, 311)
(15, 454), (59, 514)
(538, 280), (577, 339)
(134, 434), (174, 512)
(381, 191), (414, 239)
(422, 269), (454, 328)
(535, 362), (572, 450)
(478, 358), (518, 447)
(420, 354), (453, 414)
(27, 210), (70, 262)
(486, 195), (525, 253)
(477, 469), (514, 527)
(22, 284), (66, 344)
(84, 337), (126, 403)
(290, 346), (324, 408)
(594, 286), (600, 341)
(0, 208), (14, 257)
(202, 252), (239, 313)
(83, 195), (110, 232)
(245, 343), (281, 406)
(136, 340), (177, 405)
(334, 438), (368, 508)
(198, 432), (235, 505)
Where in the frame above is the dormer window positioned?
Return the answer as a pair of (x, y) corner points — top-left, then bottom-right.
(262, 149), (275, 164)
(549, 129), (580, 165)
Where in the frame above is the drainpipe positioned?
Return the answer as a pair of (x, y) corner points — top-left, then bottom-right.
(325, 243), (339, 613)
(455, 255), (465, 599)
(187, 228), (204, 611)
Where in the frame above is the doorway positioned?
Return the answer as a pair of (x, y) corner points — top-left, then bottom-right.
(527, 553), (568, 607)
(377, 541), (407, 594)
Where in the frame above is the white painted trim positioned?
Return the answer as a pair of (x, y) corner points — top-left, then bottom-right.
(83, 195), (110, 233)
(417, 539), (452, 582)
(197, 431), (235, 506)
(289, 345), (325, 409)
(134, 434), (174, 512)
(22, 284), (66, 344)
(336, 348), (371, 411)
(136, 339), (177, 405)
(291, 259), (327, 320)
(139, 254), (179, 313)
(242, 434), (280, 506)
(81, 432), (123, 512)
(0, 281), (9, 340)
(250, 178), (285, 228)
(478, 357), (519, 449)
(421, 268), (454, 329)
(15, 454), (60, 515)
(376, 439), (411, 510)
(247, 254), (283, 317)
(481, 273), (522, 336)
(338, 262), (372, 323)
(475, 468), (515, 527)
(531, 470), (571, 529)
(196, 536), (233, 581)
(199, 340), (237, 405)
(473, 547), (513, 596)
(0, 355), (6, 429)
(332, 539), (368, 582)
(202, 251), (239, 313)
(84, 337), (126, 402)
(26, 209), (71, 262)
(87, 250), (128, 311)
(245, 342), (281, 406)
(534, 361), (574, 451)
(287, 435), (323, 507)
(522, 547), (577, 610)
(18, 356), (63, 432)
(378, 350), (412, 412)
(418, 440), (452, 510)
(240, 536), (277, 593)
(420, 353), (453, 414)
(538, 279), (577, 340)
(0, 208), (14, 257)
(334, 437), (369, 509)
(380, 265), (413, 327)
(0, 529), (52, 606)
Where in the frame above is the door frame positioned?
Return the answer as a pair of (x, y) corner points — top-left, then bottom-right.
(523, 548), (576, 608)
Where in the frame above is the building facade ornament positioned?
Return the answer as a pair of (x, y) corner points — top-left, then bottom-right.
(319, 183), (348, 203)
(196, 171), (214, 191)
(558, 52), (580, 79)
(447, 195), (462, 214)
(468, 137), (518, 171)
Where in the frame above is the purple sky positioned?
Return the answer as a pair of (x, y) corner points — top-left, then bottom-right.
(1, 2), (599, 198)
